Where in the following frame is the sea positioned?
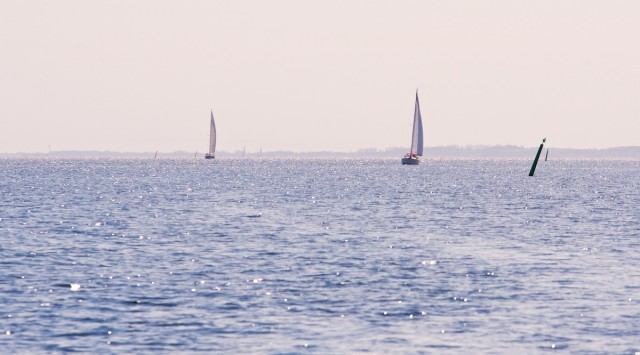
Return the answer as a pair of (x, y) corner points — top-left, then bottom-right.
(1, 158), (639, 354)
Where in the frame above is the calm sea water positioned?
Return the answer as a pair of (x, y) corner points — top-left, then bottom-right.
(1, 158), (639, 353)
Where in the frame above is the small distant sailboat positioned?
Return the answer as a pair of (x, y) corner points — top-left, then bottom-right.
(545, 148), (549, 161)
(401, 91), (424, 165)
(205, 110), (217, 159)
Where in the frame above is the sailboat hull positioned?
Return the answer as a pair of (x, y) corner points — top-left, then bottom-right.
(401, 157), (419, 165)
(204, 154), (215, 159)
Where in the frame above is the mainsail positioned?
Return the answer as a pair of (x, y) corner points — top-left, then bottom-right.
(410, 92), (423, 156)
(208, 110), (217, 157)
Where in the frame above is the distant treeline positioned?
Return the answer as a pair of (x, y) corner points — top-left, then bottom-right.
(2, 146), (639, 159)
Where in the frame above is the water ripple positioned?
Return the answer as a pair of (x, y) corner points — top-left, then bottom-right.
(1, 159), (639, 353)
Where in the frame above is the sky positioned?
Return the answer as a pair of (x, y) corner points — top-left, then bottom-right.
(1, 0), (639, 153)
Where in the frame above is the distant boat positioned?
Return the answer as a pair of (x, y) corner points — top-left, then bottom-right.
(205, 110), (217, 159)
(401, 91), (424, 165)
(545, 149), (549, 161)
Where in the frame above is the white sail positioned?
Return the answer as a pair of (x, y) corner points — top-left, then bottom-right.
(410, 92), (423, 156)
(208, 110), (217, 156)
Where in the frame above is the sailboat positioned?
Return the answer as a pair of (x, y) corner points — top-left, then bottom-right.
(401, 91), (424, 165)
(205, 110), (217, 159)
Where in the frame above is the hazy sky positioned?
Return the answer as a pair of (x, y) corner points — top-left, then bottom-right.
(1, 0), (639, 153)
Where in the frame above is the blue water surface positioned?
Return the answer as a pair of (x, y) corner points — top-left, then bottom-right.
(1, 158), (639, 353)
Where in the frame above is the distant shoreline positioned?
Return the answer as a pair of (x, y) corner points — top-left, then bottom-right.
(2, 146), (639, 159)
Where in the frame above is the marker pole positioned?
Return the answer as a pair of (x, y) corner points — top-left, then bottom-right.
(529, 138), (546, 176)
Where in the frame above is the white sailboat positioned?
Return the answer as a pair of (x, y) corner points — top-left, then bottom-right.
(205, 110), (217, 159)
(401, 91), (423, 165)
